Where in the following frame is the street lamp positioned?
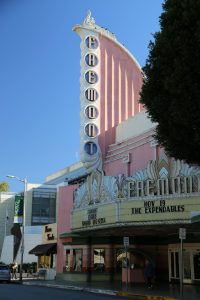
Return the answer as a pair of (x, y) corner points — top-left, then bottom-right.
(6, 175), (27, 282)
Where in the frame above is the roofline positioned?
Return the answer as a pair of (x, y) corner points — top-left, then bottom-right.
(72, 22), (142, 73)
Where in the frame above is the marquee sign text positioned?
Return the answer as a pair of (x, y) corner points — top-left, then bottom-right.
(132, 200), (185, 215)
(82, 208), (106, 227)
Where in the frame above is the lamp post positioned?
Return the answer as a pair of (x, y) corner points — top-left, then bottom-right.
(7, 175), (27, 282)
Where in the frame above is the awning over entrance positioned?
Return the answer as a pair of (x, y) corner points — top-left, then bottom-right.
(29, 243), (57, 256)
(59, 231), (80, 238)
(191, 214), (200, 223)
(191, 211), (200, 223)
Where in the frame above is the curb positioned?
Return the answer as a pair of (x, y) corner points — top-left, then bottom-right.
(116, 291), (178, 300)
(23, 282), (178, 300)
(23, 282), (116, 296)
(84, 287), (116, 295)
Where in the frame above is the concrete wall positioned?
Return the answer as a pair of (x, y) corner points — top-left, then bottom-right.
(116, 111), (156, 143)
(0, 192), (16, 256)
(1, 227), (42, 264)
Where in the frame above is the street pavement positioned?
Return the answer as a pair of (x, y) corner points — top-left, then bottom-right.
(11, 277), (199, 300)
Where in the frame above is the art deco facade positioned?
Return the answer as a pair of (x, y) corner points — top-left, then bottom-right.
(53, 12), (200, 285)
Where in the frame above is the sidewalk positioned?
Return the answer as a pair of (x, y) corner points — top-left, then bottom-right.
(20, 277), (200, 300)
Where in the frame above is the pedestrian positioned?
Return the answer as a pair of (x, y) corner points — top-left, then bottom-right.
(144, 259), (155, 288)
(9, 263), (13, 277)
(12, 262), (18, 279)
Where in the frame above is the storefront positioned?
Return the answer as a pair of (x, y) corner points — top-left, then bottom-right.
(57, 160), (200, 284)
(29, 223), (57, 280)
(168, 214), (200, 284)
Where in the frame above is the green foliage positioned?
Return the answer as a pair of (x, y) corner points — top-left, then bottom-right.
(0, 181), (10, 192)
(22, 262), (37, 273)
(140, 0), (200, 165)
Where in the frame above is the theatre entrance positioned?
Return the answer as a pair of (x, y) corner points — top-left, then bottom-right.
(168, 245), (200, 284)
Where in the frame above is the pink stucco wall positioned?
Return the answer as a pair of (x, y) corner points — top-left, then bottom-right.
(99, 35), (144, 157)
(104, 130), (156, 177)
(55, 27), (158, 275)
(56, 185), (77, 273)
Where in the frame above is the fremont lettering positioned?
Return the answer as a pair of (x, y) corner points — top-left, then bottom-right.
(128, 175), (200, 198)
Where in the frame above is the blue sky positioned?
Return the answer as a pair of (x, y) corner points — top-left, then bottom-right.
(0, 0), (163, 192)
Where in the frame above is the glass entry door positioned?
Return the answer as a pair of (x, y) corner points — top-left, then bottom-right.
(170, 251), (179, 280)
(169, 250), (192, 283)
(169, 247), (200, 283)
(183, 251), (191, 283)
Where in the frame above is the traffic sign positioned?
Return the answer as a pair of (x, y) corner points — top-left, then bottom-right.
(179, 228), (186, 240)
(123, 236), (129, 247)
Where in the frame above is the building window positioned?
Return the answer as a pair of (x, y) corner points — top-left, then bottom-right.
(65, 249), (70, 272)
(93, 249), (105, 272)
(73, 249), (82, 272)
(32, 188), (56, 225)
(39, 255), (50, 268)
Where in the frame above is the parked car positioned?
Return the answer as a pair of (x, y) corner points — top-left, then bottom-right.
(0, 264), (11, 283)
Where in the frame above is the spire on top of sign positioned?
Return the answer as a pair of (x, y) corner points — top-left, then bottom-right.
(83, 10), (95, 26)
(80, 10), (116, 40)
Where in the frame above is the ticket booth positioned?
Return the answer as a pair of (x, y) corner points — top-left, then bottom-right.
(121, 249), (148, 283)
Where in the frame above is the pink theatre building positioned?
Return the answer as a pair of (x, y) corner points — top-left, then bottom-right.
(53, 12), (200, 284)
